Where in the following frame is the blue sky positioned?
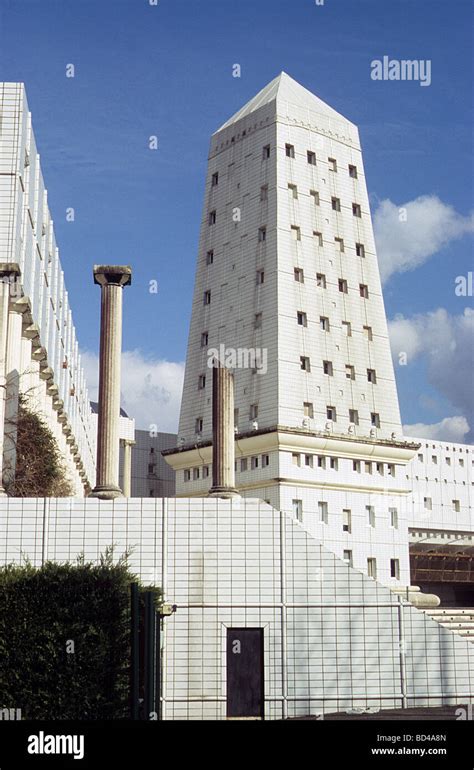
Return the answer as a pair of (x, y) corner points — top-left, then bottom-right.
(0, 0), (472, 436)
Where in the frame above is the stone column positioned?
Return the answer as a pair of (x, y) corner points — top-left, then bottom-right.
(0, 263), (21, 495)
(121, 439), (135, 497)
(3, 307), (24, 487)
(90, 265), (131, 499)
(209, 363), (239, 498)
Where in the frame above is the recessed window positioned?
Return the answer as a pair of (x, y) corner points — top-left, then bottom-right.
(363, 324), (373, 340)
(314, 231), (323, 247)
(345, 364), (355, 380)
(343, 550), (353, 567)
(240, 458), (248, 472)
(352, 203), (361, 217)
(262, 454), (270, 467)
(326, 405), (336, 421)
(290, 225), (301, 241)
(201, 331), (208, 347)
(193, 467), (200, 480)
(355, 242), (365, 257)
(367, 505), (375, 527)
(251, 455), (259, 470)
(310, 189), (320, 205)
(453, 499), (460, 512)
(459, 458), (465, 467)
(254, 312), (262, 329)
(304, 402), (314, 418)
(297, 311), (307, 327)
(294, 267), (304, 283)
(260, 185), (268, 201)
(446, 457), (452, 466)
(300, 356), (311, 372)
(342, 320), (352, 336)
(305, 454), (313, 467)
(335, 237), (345, 252)
(371, 412), (380, 428)
(292, 452), (301, 467)
(353, 460), (361, 472)
(208, 210), (216, 225)
(293, 499), (303, 522)
(343, 509), (352, 533)
(365, 461), (372, 474)
(206, 249), (214, 265)
(376, 462), (384, 475)
(424, 497), (432, 510)
(195, 417), (203, 434)
(203, 465), (209, 478)
(367, 368), (377, 384)
(418, 453), (424, 462)
(330, 457), (338, 470)
(390, 508), (398, 528)
(258, 226), (267, 242)
(256, 269), (265, 285)
(263, 145), (270, 159)
(349, 408), (359, 425)
(320, 316), (330, 331)
(331, 196), (341, 212)
(316, 273), (326, 288)
(318, 501), (329, 524)
(203, 290), (211, 305)
(250, 403), (258, 419)
(432, 455), (437, 464)
(390, 559), (400, 580)
(317, 456), (326, 469)
(285, 143), (295, 158)
(234, 408), (239, 426)
(307, 150), (316, 165)
(338, 278), (348, 293)
(198, 374), (206, 390)
(388, 464), (395, 476)
(348, 164), (358, 178)
(359, 284), (369, 298)
(367, 558), (377, 579)
(288, 183), (298, 199)
(323, 360), (333, 376)
(328, 157), (337, 172)
(211, 171), (219, 187)
(184, 469), (191, 482)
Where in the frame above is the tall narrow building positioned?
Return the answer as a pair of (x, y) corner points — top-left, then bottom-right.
(165, 73), (419, 587)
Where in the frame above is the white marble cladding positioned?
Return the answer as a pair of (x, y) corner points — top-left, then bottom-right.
(1, 496), (473, 720)
(0, 83), (96, 489)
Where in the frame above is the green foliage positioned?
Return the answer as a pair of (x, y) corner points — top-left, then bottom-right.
(6, 394), (74, 497)
(0, 550), (161, 719)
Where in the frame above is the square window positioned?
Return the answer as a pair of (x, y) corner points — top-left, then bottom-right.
(314, 231), (323, 246)
(328, 157), (337, 172)
(355, 242), (365, 257)
(294, 267), (304, 283)
(307, 150), (316, 165)
(310, 189), (320, 205)
(316, 273), (326, 288)
(367, 368), (377, 384)
(258, 226), (267, 242)
(359, 284), (369, 298)
(349, 408), (359, 425)
(305, 454), (313, 467)
(330, 457), (338, 470)
(363, 324), (373, 340)
(326, 405), (336, 421)
(317, 456), (326, 469)
(300, 356), (311, 372)
(285, 143), (295, 158)
(240, 458), (248, 472)
(288, 183), (298, 198)
(331, 197), (341, 212)
(320, 316), (330, 331)
(304, 402), (314, 418)
(345, 364), (355, 380)
(349, 164), (358, 178)
(262, 454), (270, 467)
(292, 452), (301, 467)
(335, 237), (345, 252)
(338, 278), (348, 293)
(251, 455), (259, 470)
(206, 249), (214, 265)
(352, 203), (361, 217)
(263, 145), (270, 159)
(208, 210), (216, 225)
(371, 412), (380, 428)
(290, 225), (301, 241)
(297, 311), (307, 327)
(342, 320), (352, 336)
(323, 360), (333, 376)
(211, 171), (218, 187)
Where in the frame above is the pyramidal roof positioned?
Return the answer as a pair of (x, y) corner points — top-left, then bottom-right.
(216, 72), (352, 132)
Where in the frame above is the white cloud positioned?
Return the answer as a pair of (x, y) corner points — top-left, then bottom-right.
(373, 195), (473, 282)
(81, 350), (184, 433)
(388, 308), (474, 442)
(403, 416), (470, 443)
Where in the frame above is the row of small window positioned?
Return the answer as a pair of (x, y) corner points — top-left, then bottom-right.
(199, 320), (372, 350)
(423, 497), (461, 512)
(417, 453), (467, 468)
(292, 500), (399, 530)
(196, 363), (378, 391)
(339, 554), (398, 579)
(281, 144), (358, 179)
(193, 406), (381, 433)
(208, 201), (362, 228)
(291, 453), (395, 476)
(203, 279), (370, 305)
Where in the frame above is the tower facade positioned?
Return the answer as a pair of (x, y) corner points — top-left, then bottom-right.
(165, 74), (419, 587)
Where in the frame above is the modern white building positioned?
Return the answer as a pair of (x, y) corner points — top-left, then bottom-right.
(119, 428), (176, 499)
(0, 83), (96, 495)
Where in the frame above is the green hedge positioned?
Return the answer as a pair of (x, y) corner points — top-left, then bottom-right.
(0, 551), (159, 720)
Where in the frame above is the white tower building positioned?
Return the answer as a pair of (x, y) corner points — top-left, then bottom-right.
(164, 73), (420, 588)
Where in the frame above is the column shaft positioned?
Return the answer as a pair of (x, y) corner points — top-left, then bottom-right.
(209, 364), (238, 498)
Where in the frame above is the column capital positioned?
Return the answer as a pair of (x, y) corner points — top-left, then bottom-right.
(0, 262), (21, 281)
(93, 265), (132, 287)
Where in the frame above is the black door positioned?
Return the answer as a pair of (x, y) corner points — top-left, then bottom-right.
(226, 628), (264, 719)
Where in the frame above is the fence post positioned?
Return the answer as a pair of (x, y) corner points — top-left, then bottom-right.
(130, 583), (139, 720)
